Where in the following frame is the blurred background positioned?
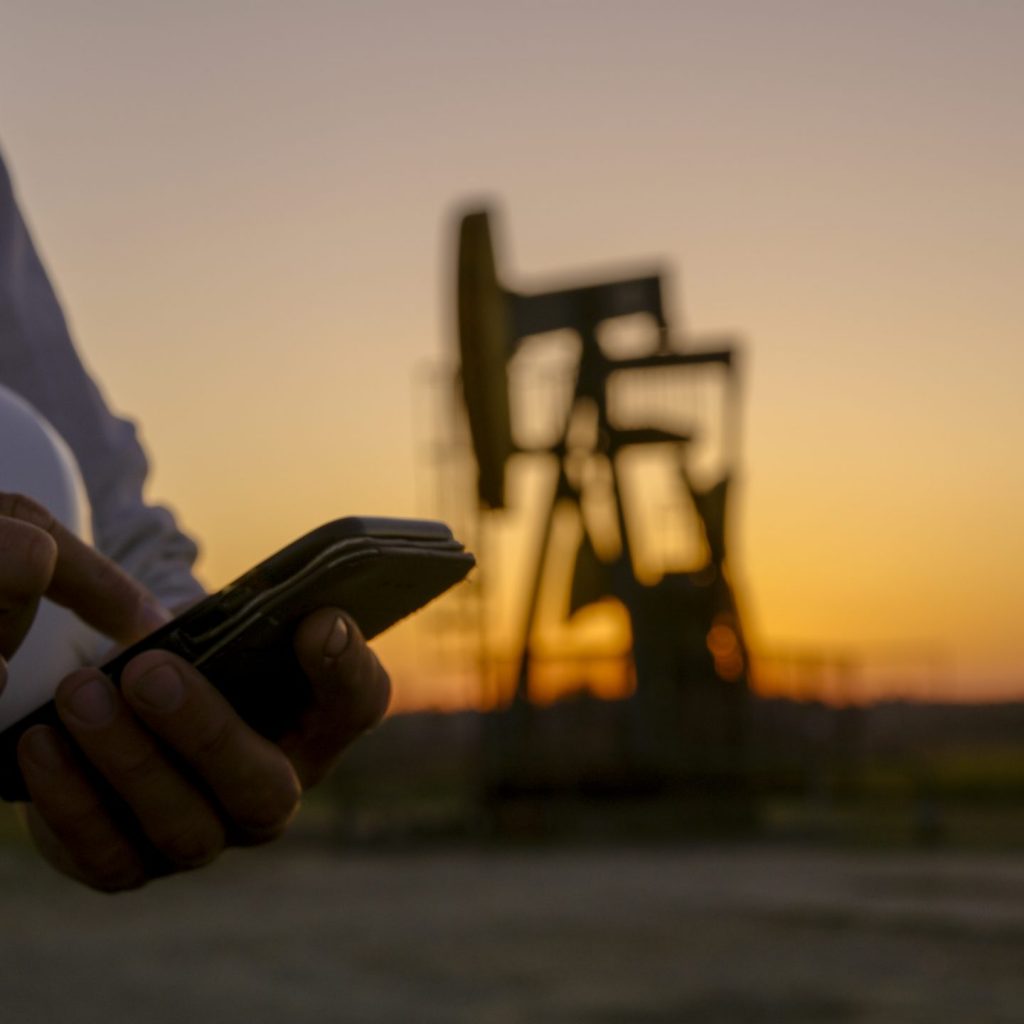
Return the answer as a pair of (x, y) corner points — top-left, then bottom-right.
(2, 2), (1023, 1021)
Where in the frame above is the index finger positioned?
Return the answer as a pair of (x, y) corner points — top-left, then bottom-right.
(0, 493), (166, 645)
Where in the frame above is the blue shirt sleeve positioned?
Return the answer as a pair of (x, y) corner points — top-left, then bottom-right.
(0, 148), (206, 609)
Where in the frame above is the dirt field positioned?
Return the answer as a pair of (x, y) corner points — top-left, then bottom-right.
(2, 837), (1023, 1023)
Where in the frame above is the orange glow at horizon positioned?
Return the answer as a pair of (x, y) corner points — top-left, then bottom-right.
(2, 3), (1023, 710)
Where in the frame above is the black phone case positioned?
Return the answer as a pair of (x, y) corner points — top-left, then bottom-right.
(0, 516), (474, 802)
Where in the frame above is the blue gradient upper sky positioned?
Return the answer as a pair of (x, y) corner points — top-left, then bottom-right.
(1, 1), (1021, 704)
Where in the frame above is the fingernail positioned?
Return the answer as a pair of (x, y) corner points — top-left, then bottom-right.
(132, 664), (184, 712)
(139, 601), (173, 635)
(323, 616), (349, 660)
(66, 676), (117, 726)
(22, 727), (65, 771)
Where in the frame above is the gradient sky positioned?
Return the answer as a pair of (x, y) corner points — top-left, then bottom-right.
(1, 1), (1022, 706)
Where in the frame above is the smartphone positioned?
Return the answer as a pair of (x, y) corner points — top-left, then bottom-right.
(0, 516), (475, 801)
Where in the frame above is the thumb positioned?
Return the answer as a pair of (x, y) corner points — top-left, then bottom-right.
(279, 607), (391, 787)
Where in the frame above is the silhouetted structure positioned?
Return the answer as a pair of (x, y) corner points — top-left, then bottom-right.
(454, 207), (751, 808)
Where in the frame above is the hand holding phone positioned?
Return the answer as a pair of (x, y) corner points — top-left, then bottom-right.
(1, 516), (475, 802)
(9, 515), (472, 892)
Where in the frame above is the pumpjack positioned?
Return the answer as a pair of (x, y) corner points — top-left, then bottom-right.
(455, 208), (751, 798)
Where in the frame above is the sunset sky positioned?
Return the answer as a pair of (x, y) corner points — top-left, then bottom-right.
(1, 1), (1021, 707)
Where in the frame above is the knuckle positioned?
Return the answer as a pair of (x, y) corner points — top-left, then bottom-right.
(21, 527), (58, 577)
(233, 769), (302, 842)
(83, 843), (147, 893)
(368, 664), (392, 722)
(44, 788), (106, 835)
(0, 492), (54, 530)
(0, 523), (57, 598)
(112, 741), (165, 784)
(191, 713), (235, 762)
(153, 819), (225, 869)
(355, 662), (392, 733)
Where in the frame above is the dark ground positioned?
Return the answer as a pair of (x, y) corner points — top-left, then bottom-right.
(2, 833), (1023, 1024)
